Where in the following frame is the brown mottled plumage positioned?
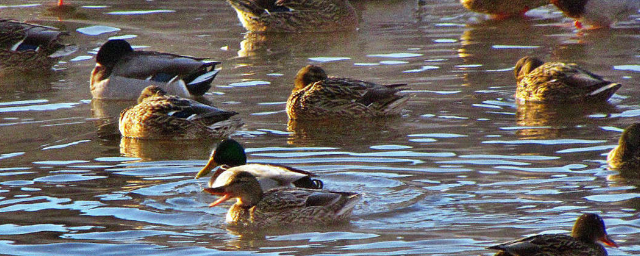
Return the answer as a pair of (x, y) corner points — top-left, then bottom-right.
(460, 0), (548, 18)
(225, 0), (358, 33)
(119, 86), (242, 140)
(608, 123), (640, 171)
(203, 171), (360, 227)
(550, 0), (640, 29)
(488, 213), (618, 256)
(0, 19), (77, 74)
(286, 65), (409, 120)
(514, 56), (621, 103)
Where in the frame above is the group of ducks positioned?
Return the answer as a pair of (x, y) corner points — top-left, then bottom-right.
(2, 0), (640, 255)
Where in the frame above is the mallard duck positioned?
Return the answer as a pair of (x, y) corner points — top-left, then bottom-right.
(551, 0), (640, 29)
(224, 0), (358, 33)
(91, 39), (221, 100)
(203, 170), (360, 227)
(0, 19), (77, 74)
(460, 0), (548, 19)
(608, 123), (640, 170)
(194, 139), (323, 190)
(286, 65), (409, 120)
(514, 56), (621, 103)
(488, 213), (618, 256)
(119, 85), (242, 140)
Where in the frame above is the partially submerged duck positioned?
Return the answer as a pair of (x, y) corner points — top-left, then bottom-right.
(608, 123), (640, 170)
(514, 56), (621, 103)
(286, 65), (409, 120)
(459, 0), (548, 19)
(203, 171), (360, 227)
(551, 0), (640, 29)
(224, 0), (358, 33)
(91, 39), (220, 100)
(0, 19), (77, 74)
(195, 139), (323, 190)
(119, 85), (241, 140)
(488, 213), (618, 256)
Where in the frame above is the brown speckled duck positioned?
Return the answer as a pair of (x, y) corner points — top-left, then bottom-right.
(203, 170), (360, 227)
(460, 0), (548, 19)
(488, 213), (618, 256)
(119, 86), (242, 140)
(514, 56), (621, 103)
(194, 139), (323, 190)
(224, 0), (358, 33)
(91, 39), (220, 100)
(286, 65), (409, 120)
(0, 19), (77, 74)
(551, 0), (640, 29)
(608, 123), (640, 170)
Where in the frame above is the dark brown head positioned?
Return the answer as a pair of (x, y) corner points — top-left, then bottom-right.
(571, 213), (618, 247)
(137, 85), (167, 103)
(618, 123), (640, 158)
(96, 39), (133, 67)
(293, 65), (328, 92)
(514, 56), (545, 82)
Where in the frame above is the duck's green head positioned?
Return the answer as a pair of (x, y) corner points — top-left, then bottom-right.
(514, 56), (544, 81)
(293, 65), (328, 92)
(96, 39), (133, 67)
(195, 139), (247, 179)
(571, 213), (617, 248)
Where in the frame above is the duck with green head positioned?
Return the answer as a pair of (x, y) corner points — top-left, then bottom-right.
(195, 139), (323, 190)
(91, 39), (221, 100)
(514, 56), (621, 103)
(488, 213), (618, 256)
(203, 170), (359, 227)
(119, 86), (242, 140)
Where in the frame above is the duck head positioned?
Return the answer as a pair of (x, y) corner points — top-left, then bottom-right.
(203, 171), (263, 207)
(572, 213), (618, 247)
(514, 56), (545, 83)
(293, 65), (328, 92)
(195, 139), (247, 179)
(137, 85), (167, 103)
(96, 39), (133, 68)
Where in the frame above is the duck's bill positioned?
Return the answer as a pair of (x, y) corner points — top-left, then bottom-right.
(601, 235), (618, 247)
(195, 158), (219, 179)
(203, 187), (231, 207)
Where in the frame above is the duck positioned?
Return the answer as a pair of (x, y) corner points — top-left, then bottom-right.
(203, 170), (360, 227)
(488, 213), (618, 256)
(286, 65), (410, 120)
(118, 85), (242, 140)
(224, 0), (358, 33)
(459, 0), (549, 19)
(607, 123), (640, 170)
(0, 19), (77, 74)
(514, 56), (621, 103)
(91, 39), (221, 100)
(195, 139), (323, 190)
(551, 0), (640, 29)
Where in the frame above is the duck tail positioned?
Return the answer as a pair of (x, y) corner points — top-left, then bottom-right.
(292, 177), (323, 189)
(381, 95), (410, 116)
(184, 62), (221, 96)
(587, 82), (621, 101)
(335, 192), (361, 218)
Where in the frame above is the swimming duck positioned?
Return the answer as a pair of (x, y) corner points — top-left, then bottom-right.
(551, 0), (640, 29)
(459, 0), (548, 19)
(91, 39), (221, 100)
(224, 0), (358, 33)
(119, 85), (242, 140)
(195, 139), (323, 190)
(607, 123), (640, 170)
(488, 213), (618, 256)
(514, 56), (621, 103)
(286, 65), (409, 120)
(0, 19), (77, 74)
(203, 170), (360, 227)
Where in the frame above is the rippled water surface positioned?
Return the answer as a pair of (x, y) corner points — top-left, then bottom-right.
(1, 0), (640, 255)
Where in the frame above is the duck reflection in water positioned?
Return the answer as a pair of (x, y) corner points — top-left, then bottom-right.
(515, 102), (616, 139)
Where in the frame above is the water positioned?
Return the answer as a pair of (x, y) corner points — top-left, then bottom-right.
(1, 0), (639, 255)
